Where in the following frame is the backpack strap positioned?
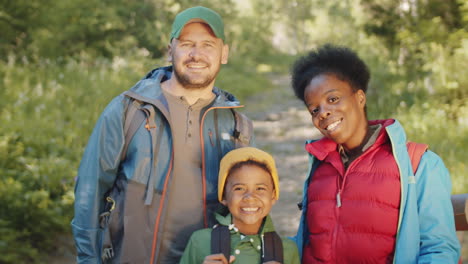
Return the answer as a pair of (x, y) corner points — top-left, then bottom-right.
(120, 97), (158, 162)
(406, 142), (429, 175)
(210, 225), (284, 263)
(232, 110), (253, 147)
(211, 225), (231, 261)
(142, 104), (163, 205)
(121, 98), (146, 161)
(262, 231), (284, 263)
(120, 96), (161, 205)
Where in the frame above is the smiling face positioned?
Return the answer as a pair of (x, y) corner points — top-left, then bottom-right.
(304, 73), (368, 150)
(221, 164), (277, 235)
(168, 22), (229, 90)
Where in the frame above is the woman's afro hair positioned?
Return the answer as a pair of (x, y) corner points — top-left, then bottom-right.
(291, 44), (370, 102)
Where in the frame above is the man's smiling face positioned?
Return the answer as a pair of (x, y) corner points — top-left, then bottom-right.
(169, 22), (228, 90)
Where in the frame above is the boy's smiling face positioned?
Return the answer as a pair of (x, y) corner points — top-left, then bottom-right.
(221, 164), (277, 235)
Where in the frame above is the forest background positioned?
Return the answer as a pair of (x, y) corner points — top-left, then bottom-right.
(1, 0), (467, 263)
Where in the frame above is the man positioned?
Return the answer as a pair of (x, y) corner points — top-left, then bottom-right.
(72, 6), (254, 264)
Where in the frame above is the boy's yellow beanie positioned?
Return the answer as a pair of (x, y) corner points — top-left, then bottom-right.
(218, 147), (279, 202)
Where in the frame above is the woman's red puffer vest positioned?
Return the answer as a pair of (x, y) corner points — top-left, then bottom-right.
(303, 121), (401, 264)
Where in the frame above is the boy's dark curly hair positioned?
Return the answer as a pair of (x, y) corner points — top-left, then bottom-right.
(291, 44), (370, 103)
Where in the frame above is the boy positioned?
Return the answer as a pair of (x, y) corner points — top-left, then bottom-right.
(180, 147), (300, 264)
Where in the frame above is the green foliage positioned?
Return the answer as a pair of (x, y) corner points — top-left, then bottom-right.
(1, 0), (215, 60)
(275, 0), (316, 53)
(0, 133), (72, 263)
(0, 0), (51, 59)
(0, 0), (273, 63)
(0, 55), (154, 263)
(361, 0), (464, 49)
(394, 98), (468, 193)
(31, 0), (173, 59)
(216, 57), (273, 102)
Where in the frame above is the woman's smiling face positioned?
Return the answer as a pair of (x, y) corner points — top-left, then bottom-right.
(304, 73), (368, 150)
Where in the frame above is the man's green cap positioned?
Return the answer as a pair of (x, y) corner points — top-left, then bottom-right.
(170, 6), (225, 41)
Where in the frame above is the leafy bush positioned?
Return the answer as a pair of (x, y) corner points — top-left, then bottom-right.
(395, 99), (468, 193)
(0, 55), (151, 263)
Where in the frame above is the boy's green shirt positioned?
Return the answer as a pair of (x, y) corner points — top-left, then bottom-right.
(179, 213), (300, 264)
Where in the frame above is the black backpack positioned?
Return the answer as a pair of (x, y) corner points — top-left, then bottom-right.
(211, 224), (284, 263)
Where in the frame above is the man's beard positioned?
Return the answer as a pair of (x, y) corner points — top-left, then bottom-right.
(173, 59), (220, 89)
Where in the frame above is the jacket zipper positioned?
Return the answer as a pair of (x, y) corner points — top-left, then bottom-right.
(332, 168), (346, 262)
(149, 151), (174, 264)
(388, 138), (404, 264)
(331, 152), (364, 262)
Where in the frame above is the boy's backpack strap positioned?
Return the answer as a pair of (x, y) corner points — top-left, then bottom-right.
(262, 231), (284, 263)
(232, 110), (253, 147)
(210, 225), (284, 263)
(211, 225), (231, 261)
(406, 142), (429, 175)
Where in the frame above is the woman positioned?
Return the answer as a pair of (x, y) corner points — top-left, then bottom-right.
(291, 44), (460, 263)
